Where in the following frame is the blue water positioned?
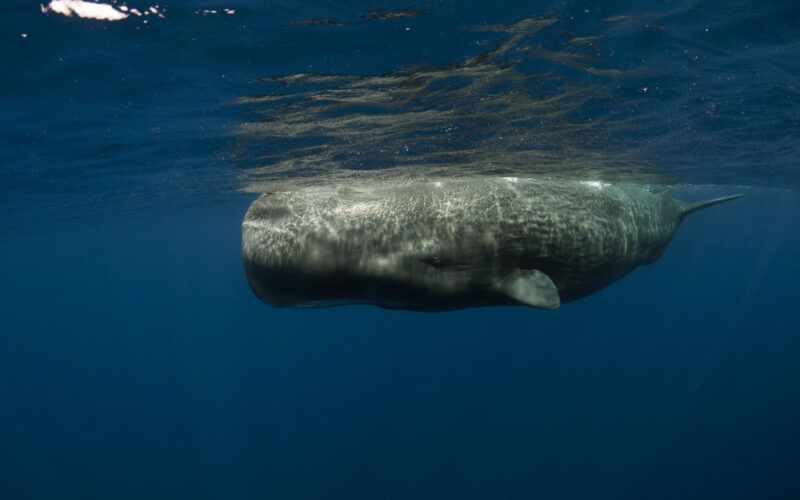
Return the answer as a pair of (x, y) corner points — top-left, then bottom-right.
(2, 1), (799, 498)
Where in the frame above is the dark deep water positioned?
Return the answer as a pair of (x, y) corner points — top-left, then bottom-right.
(2, 1), (800, 498)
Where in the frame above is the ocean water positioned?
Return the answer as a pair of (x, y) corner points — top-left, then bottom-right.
(1, 1), (799, 498)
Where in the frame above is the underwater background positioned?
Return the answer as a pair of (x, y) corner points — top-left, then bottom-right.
(1, 1), (799, 498)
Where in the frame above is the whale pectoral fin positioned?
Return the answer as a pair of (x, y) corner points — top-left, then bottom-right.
(497, 269), (561, 309)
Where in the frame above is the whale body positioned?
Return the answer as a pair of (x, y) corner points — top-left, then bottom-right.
(241, 177), (740, 311)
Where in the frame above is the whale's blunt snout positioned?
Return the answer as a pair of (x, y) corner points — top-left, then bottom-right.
(679, 194), (743, 219)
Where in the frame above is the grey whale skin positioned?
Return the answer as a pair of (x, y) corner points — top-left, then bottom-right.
(242, 177), (741, 311)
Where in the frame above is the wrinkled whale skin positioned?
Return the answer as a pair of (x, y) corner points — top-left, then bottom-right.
(242, 177), (740, 311)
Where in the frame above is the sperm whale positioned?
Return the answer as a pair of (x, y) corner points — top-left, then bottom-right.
(241, 177), (741, 311)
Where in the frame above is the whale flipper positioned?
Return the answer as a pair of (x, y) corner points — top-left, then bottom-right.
(496, 269), (561, 309)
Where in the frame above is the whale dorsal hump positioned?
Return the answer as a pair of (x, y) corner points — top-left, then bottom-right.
(497, 269), (561, 310)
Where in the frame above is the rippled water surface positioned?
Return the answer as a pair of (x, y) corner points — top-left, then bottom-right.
(3, 0), (799, 225)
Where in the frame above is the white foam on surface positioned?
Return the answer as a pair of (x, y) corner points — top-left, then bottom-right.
(41, 1), (129, 21)
(41, 2), (175, 21)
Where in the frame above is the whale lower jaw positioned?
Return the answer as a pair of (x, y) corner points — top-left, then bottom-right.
(242, 261), (563, 311)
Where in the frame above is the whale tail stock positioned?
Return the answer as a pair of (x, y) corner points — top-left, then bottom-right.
(678, 193), (743, 220)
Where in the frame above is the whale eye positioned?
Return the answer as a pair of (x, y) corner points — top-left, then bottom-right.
(422, 253), (452, 267)
(423, 255), (445, 267)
